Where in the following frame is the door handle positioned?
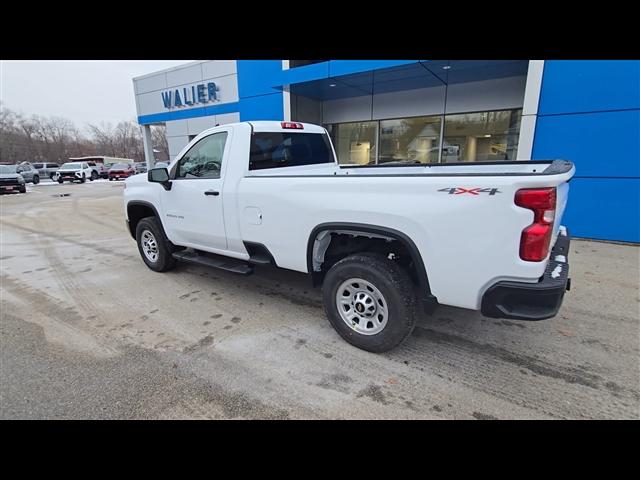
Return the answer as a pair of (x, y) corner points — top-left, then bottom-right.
(204, 190), (220, 196)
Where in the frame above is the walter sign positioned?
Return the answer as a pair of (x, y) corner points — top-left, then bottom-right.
(161, 82), (220, 109)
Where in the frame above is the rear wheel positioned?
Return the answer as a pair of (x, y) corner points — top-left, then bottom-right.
(135, 217), (177, 272)
(322, 252), (418, 353)
(90, 171), (98, 181)
(32, 175), (40, 185)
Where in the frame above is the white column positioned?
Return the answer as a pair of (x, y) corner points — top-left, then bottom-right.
(466, 136), (477, 162)
(282, 60), (291, 121)
(517, 60), (545, 160)
(141, 124), (155, 168)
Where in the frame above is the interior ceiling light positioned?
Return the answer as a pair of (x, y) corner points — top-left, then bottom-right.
(442, 65), (451, 70)
(329, 83), (337, 87)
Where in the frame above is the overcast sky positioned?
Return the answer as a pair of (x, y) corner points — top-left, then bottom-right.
(1, 60), (194, 131)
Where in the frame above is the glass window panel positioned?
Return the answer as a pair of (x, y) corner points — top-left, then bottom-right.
(379, 116), (441, 164)
(442, 109), (522, 163)
(176, 132), (228, 179)
(249, 132), (334, 170)
(328, 121), (377, 165)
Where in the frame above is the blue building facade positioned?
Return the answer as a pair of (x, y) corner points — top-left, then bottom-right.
(531, 61), (639, 243)
(134, 60), (640, 243)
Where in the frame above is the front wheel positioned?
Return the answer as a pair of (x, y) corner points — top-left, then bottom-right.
(135, 217), (177, 272)
(57, 178), (64, 184)
(80, 173), (86, 183)
(32, 175), (39, 185)
(322, 252), (418, 353)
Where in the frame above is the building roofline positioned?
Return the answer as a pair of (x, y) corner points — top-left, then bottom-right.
(132, 60), (207, 82)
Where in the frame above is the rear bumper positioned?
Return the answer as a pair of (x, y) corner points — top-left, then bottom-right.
(481, 228), (571, 321)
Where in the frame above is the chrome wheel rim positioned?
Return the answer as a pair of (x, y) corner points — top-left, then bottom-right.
(336, 278), (388, 335)
(141, 230), (159, 262)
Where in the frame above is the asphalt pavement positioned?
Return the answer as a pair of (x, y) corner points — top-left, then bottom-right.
(1, 180), (638, 419)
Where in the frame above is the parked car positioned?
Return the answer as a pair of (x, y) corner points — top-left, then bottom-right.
(134, 162), (148, 174)
(55, 162), (95, 183)
(0, 165), (27, 193)
(124, 121), (575, 353)
(108, 163), (135, 181)
(33, 162), (60, 179)
(87, 161), (107, 179)
(16, 163), (40, 184)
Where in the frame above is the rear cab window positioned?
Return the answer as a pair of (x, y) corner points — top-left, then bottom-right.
(249, 131), (334, 171)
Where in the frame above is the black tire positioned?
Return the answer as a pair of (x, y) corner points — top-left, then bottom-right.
(135, 217), (177, 272)
(322, 252), (418, 353)
(90, 171), (98, 181)
(57, 178), (64, 184)
(19, 185), (26, 193)
(109, 177), (113, 181)
(80, 173), (86, 183)
(32, 175), (39, 185)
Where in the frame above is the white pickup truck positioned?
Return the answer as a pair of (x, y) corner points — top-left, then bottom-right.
(123, 121), (574, 352)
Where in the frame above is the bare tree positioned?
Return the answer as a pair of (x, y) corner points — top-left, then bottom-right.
(151, 125), (169, 162)
(0, 104), (151, 164)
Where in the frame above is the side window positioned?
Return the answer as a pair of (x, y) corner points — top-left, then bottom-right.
(176, 132), (228, 179)
(82, 163), (88, 169)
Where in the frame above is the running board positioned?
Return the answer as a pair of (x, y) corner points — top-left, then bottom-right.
(172, 250), (254, 275)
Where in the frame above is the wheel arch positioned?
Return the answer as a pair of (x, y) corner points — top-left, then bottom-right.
(306, 222), (437, 310)
(126, 200), (164, 240)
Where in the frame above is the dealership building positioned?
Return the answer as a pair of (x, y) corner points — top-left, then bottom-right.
(133, 60), (639, 243)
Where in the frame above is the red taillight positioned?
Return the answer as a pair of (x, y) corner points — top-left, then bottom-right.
(515, 188), (556, 262)
(281, 121), (304, 129)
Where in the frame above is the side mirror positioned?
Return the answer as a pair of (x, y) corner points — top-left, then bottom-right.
(148, 167), (171, 190)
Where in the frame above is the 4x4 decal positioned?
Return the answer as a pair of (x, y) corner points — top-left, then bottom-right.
(438, 187), (501, 196)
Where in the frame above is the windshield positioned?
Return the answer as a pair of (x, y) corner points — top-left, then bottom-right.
(61, 163), (81, 169)
(111, 163), (130, 169)
(0, 165), (17, 174)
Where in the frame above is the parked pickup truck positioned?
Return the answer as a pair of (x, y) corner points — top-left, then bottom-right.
(123, 121), (574, 352)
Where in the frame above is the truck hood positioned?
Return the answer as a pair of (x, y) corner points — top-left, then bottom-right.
(124, 172), (148, 185)
(0, 173), (22, 180)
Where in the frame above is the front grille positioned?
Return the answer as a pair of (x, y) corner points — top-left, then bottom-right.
(0, 178), (20, 184)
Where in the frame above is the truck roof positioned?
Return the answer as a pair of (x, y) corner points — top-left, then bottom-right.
(200, 121), (327, 136)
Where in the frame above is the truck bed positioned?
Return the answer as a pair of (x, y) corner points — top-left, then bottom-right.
(247, 160), (574, 178)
